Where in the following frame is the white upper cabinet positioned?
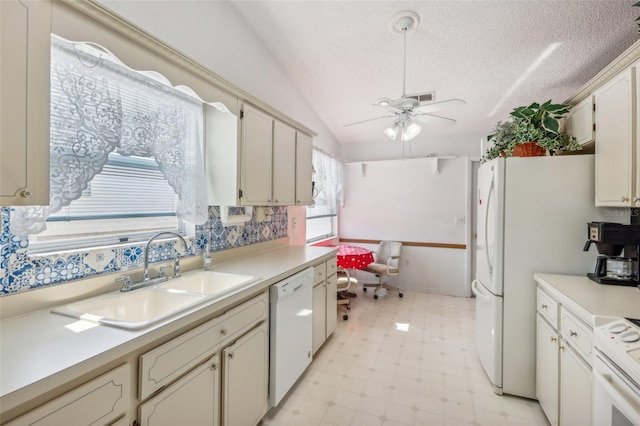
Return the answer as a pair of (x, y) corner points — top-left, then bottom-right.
(565, 95), (594, 146)
(241, 104), (274, 205)
(295, 132), (313, 205)
(593, 66), (635, 206)
(206, 102), (314, 207)
(0, 0), (51, 206)
(272, 120), (296, 205)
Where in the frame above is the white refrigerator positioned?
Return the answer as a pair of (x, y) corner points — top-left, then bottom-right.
(472, 154), (607, 399)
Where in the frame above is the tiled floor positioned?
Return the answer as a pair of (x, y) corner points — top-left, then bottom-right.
(262, 287), (549, 426)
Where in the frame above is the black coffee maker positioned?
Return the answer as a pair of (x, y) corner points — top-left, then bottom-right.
(583, 222), (640, 286)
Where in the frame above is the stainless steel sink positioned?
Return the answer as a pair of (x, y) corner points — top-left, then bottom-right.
(51, 288), (207, 330)
(158, 271), (259, 296)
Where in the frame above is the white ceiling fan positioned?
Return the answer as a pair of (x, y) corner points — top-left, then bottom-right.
(345, 11), (466, 142)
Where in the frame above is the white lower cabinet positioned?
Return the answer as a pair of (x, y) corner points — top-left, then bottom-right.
(222, 322), (269, 426)
(559, 343), (592, 426)
(536, 314), (559, 426)
(139, 355), (220, 426)
(312, 280), (327, 354)
(138, 291), (269, 426)
(7, 364), (130, 426)
(312, 257), (338, 354)
(536, 287), (594, 426)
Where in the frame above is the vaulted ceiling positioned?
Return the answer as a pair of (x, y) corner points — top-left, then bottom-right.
(229, 1), (638, 145)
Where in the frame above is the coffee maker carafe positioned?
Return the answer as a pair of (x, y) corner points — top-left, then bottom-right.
(583, 222), (640, 286)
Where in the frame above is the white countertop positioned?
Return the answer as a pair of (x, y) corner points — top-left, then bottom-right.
(0, 244), (337, 413)
(534, 273), (640, 324)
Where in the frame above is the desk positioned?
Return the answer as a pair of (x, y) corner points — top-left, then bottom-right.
(337, 245), (374, 270)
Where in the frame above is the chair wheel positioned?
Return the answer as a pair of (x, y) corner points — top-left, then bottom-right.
(374, 294), (378, 300)
(363, 287), (367, 292)
(343, 314), (349, 320)
(399, 293), (403, 298)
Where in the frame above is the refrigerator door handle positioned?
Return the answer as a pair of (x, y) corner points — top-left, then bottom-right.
(484, 177), (495, 276)
(471, 279), (491, 303)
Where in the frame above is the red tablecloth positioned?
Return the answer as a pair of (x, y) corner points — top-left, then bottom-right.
(337, 245), (374, 270)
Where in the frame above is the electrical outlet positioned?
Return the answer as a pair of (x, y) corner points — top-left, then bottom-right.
(455, 216), (466, 225)
(292, 217), (297, 229)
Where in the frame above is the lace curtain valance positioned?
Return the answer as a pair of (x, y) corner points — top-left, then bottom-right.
(311, 148), (344, 212)
(11, 36), (207, 236)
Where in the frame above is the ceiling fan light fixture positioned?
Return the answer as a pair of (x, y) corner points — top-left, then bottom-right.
(401, 122), (421, 141)
(376, 98), (392, 106)
(384, 124), (400, 140)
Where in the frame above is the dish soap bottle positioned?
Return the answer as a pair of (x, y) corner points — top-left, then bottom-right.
(203, 242), (212, 271)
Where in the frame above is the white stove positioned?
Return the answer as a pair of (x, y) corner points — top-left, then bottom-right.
(593, 318), (640, 425)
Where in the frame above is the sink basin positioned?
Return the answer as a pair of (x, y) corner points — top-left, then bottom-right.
(158, 271), (260, 296)
(51, 288), (207, 330)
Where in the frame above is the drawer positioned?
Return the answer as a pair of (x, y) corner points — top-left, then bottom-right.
(139, 291), (268, 400)
(326, 257), (338, 277)
(7, 364), (130, 426)
(537, 288), (559, 329)
(314, 263), (326, 285)
(560, 307), (593, 363)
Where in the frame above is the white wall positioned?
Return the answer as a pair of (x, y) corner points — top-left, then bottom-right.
(98, 0), (340, 155)
(340, 157), (472, 297)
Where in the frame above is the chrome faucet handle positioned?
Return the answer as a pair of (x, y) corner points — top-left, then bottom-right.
(173, 256), (182, 278)
(158, 265), (172, 278)
(116, 275), (133, 292)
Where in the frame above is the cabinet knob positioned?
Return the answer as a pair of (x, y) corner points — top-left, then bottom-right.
(20, 189), (32, 198)
(550, 337), (557, 342)
(634, 197), (640, 203)
(621, 196), (630, 202)
(228, 353), (235, 359)
(221, 328), (228, 336)
(570, 330), (577, 337)
(274, 199), (279, 203)
(560, 345), (565, 351)
(210, 362), (218, 371)
(541, 304), (547, 309)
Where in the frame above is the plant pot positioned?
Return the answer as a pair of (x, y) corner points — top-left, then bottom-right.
(511, 142), (546, 157)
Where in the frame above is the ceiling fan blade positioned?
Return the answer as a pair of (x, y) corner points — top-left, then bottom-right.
(412, 113), (457, 127)
(417, 99), (466, 114)
(344, 115), (396, 127)
(372, 103), (403, 113)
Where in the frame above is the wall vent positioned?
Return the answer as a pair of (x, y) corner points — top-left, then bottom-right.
(406, 92), (434, 103)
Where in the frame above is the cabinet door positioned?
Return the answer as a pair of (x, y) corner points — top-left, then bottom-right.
(594, 67), (634, 206)
(536, 315), (559, 426)
(325, 273), (337, 338)
(7, 364), (130, 426)
(139, 355), (220, 426)
(312, 283), (327, 354)
(559, 344), (592, 426)
(565, 96), (594, 146)
(241, 104), (273, 205)
(222, 322), (268, 426)
(0, 0), (51, 206)
(272, 121), (296, 205)
(295, 133), (313, 205)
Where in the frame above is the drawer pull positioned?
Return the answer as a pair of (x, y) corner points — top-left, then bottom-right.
(221, 328), (228, 336)
(550, 337), (557, 342)
(570, 330), (577, 337)
(541, 304), (547, 309)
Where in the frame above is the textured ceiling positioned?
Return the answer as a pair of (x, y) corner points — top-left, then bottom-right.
(230, 1), (639, 145)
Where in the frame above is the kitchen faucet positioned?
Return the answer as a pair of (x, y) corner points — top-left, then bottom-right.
(143, 231), (188, 281)
(119, 231), (188, 292)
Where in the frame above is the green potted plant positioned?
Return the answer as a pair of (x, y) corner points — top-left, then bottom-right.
(481, 120), (516, 162)
(482, 100), (581, 162)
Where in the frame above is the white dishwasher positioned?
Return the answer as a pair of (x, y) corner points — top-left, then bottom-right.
(269, 267), (314, 407)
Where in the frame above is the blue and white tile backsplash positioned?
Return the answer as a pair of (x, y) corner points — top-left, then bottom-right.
(0, 206), (287, 296)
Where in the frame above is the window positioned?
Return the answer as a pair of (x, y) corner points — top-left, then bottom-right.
(306, 148), (343, 243)
(29, 153), (181, 250)
(13, 35), (207, 248)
